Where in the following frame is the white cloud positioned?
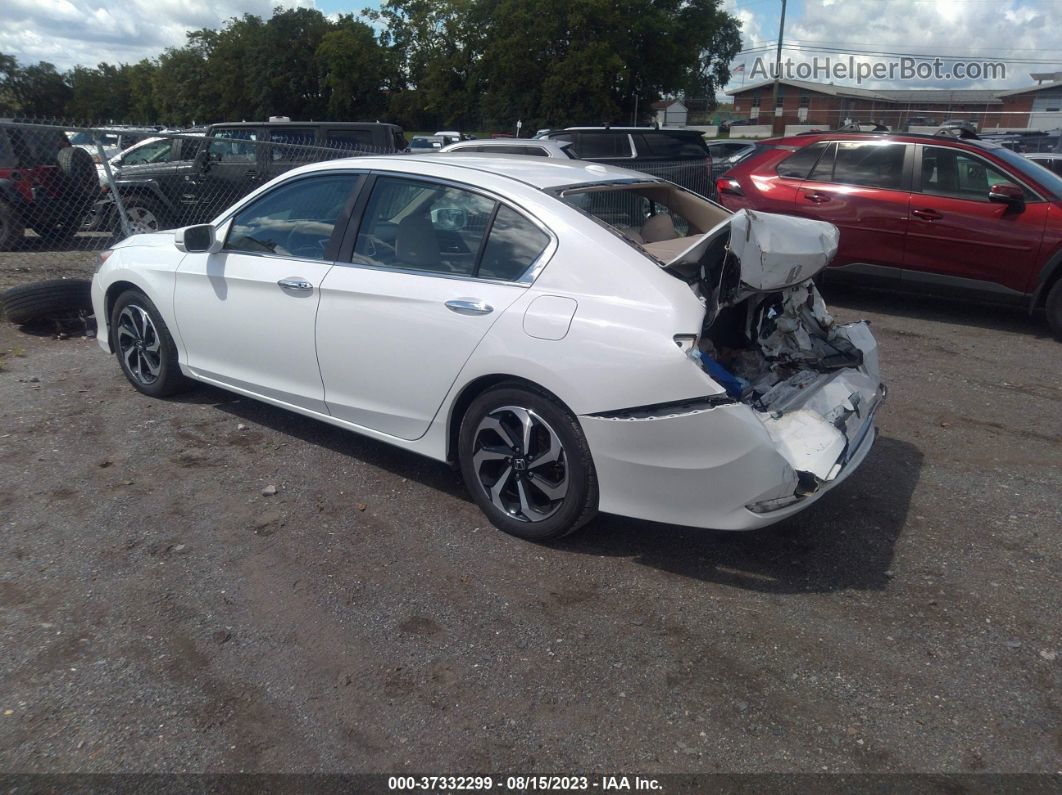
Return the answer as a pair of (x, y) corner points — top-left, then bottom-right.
(723, 0), (1062, 92)
(0, 0), (318, 70)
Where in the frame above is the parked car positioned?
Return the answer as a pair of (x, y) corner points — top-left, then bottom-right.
(1, 121), (100, 249)
(434, 131), (465, 146)
(1025, 152), (1062, 176)
(440, 139), (575, 158)
(904, 116), (938, 129)
(88, 121), (405, 235)
(91, 154), (884, 539)
(940, 119), (979, 131)
(715, 131), (1062, 337)
(411, 136), (446, 151)
(720, 119), (757, 132)
(67, 127), (158, 163)
(540, 127), (713, 196)
(707, 141), (757, 171)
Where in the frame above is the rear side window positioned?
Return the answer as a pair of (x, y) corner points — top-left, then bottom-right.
(269, 127), (316, 162)
(828, 142), (906, 189)
(225, 174), (357, 258)
(776, 142), (828, 179)
(574, 133), (631, 159)
(479, 145), (549, 156)
(637, 132), (708, 158)
(326, 129), (375, 152)
(209, 129), (258, 163)
(478, 206), (550, 280)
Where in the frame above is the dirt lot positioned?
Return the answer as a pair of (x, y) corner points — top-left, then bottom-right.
(0, 253), (1059, 775)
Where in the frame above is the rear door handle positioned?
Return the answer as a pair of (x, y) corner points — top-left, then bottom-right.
(278, 277), (313, 292)
(804, 191), (832, 203)
(911, 208), (943, 221)
(445, 299), (493, 316)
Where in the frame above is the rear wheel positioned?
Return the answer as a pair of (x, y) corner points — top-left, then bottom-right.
(458, 385), (598, 541)
(110, 289), (190, 397)
(1046, 278), (1062, 341)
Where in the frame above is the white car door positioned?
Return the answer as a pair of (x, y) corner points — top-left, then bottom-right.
(174, 172), (363, 413)
(315, 175), (553, 440)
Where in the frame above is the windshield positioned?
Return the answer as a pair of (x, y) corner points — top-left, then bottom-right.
(989, 146), (1062, 199)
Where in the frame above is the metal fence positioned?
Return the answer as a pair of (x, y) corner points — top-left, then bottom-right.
(0, 121), (392, 257)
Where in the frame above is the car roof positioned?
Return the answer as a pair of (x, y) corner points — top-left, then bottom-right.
(294, 153), (662, 191)
(210, 121), (401, 130)
(765, 131), (1007, 152)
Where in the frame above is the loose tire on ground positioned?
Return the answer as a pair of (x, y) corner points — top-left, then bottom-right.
(1045, 278), (1062, 341)
(458, 383), (598, 541)
(110, 288), (191, 397)
(0, 279), (92, 324)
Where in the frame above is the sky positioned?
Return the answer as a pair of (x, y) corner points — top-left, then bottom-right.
(2, 0), (1061, 95)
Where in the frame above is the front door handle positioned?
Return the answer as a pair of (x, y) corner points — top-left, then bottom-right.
(445, 298), (493, 316)
(804, 191), (832, 203)
(911, 208), (943, 221)
(278, 277), (313, 292)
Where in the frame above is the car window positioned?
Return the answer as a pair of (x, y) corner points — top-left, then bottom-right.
(637, 132), (708, 158)
(814, 141), (906, 189)
(777, 142), (829, 179)
(479, 145), (549, 156)
(122, 139), (173, 166)
(269, 127), (316, 162)
(224, 174), (356, 259)
(565, 188), (693, 240)
(325, 129), (375, 152)
(209, 129), (257, 163)
(178, 138), (202, 161)
(478, 206), (550, 281)
(921, 147), (1030, 200)
(352, 177), (497, 276)
(574, 133), (631, 159)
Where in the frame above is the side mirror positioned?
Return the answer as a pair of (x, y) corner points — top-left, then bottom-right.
(194, 147), (211, 173)
(988, 183), (1024, 209)
(175, 224), (221, 253)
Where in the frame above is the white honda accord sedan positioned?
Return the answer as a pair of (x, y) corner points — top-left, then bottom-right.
(91, 154), (885, 540)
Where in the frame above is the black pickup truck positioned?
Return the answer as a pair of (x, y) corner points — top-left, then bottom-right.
(89, 121), (407, 234)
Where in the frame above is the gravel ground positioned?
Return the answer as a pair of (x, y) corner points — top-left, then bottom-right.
(0, 263), (1059, 774)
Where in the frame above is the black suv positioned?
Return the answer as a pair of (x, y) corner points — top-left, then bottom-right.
(90, 121), (408, 234)
(539, 127), (713, 197)
(0, 121), (100, 249)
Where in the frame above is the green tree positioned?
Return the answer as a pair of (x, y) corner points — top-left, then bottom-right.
(317, 16), (393, 120)
(3, 60), (72, 119)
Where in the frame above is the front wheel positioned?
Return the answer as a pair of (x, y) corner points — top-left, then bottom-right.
(458, 385), (598, 541)
(110, 289), (190, 397)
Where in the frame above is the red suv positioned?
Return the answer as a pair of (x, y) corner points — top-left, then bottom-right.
(715, 132), (1062, 338)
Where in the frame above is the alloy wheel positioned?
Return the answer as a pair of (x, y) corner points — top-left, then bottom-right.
(471, 406), (569, 522)
(126, 206), (160, 235)
(116, 304), (162, 385)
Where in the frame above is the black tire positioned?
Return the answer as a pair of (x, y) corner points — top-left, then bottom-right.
(1, 279), (91, 324)
(458, 384), (598, 541)
(117, 195), (166, 237)
(1046, 278), (1062, 341)
(57, 146), (99, 199)
(0, 199), (24, 251)
(110, 289), (191, 397)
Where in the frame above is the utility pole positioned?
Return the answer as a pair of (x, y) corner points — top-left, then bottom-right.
(770, 0), (787, 132)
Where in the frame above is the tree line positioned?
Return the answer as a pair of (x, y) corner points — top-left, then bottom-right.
(0, 0), (741, 131)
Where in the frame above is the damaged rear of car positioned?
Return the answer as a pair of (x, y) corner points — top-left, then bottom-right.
(559, 180), (885, 529)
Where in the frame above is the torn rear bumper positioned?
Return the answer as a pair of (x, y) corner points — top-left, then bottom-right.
(579, 377), (885, 532)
